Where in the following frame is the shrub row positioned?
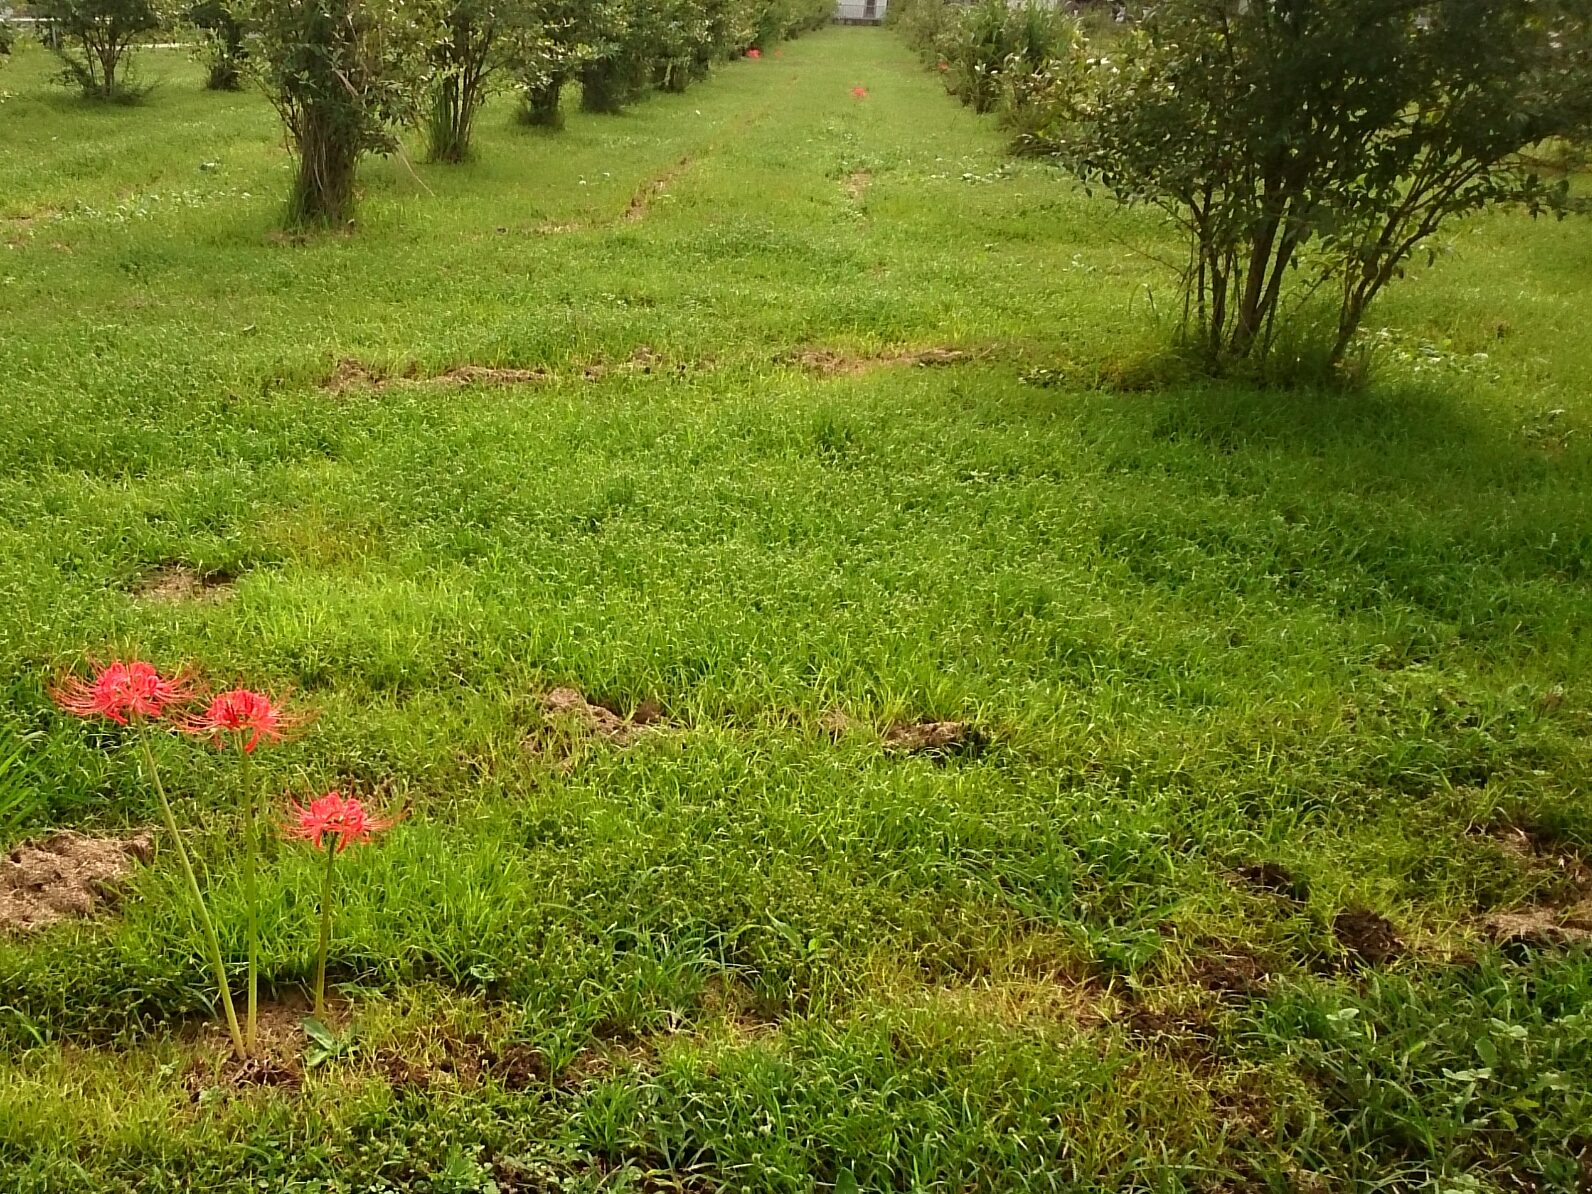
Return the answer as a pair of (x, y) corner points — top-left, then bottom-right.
(890, 0), (1075, 123)
(21, 0), (831, 221)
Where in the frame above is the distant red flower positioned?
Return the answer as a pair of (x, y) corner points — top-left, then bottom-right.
(183, 688), (300, 753)
(852, 86), (868, 98)
(938, 60), (948, 70)
(775, 49), (783, 57)
(286, 791), (397, 854)
(53, 659), (194, 725)
(747, 47), (761, 58)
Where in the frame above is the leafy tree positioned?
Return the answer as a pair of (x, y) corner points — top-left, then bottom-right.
(579, 0), (648, 114)
(648, 0), (712, 93)
(37, 0), (161, 100)
(247, 0), (427, 226)
(1033, 0), (1592, 367)
(424, 0), (523, 161)
(511, 0), (586, 127)
(515, 0), (823, 124)
(189, 0), (247, 90)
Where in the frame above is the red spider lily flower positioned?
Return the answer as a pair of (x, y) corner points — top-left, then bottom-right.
(53, 659), (195, 725)
(852, 87), (868, 98)
(938, 61), (948, 71)
(286, 791), (398, 853)
(182, 688), (302, 753)
(747, 48), (761, 58)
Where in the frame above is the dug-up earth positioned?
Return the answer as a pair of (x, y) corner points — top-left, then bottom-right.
(0, 831), (153, 933)
(538, 686), (667, 747)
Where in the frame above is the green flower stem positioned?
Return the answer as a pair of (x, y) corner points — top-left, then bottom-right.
(314, 839), (337, 1020)
(139, 728), (245, 1060)
(239, 740), (257, 1055)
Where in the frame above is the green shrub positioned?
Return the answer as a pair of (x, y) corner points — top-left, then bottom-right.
(649, 0), (713, 93)
(36, 0), (160, 101)
(188, 0), (247, 90)
(247, 0), (428, 226)
(897, 0), (1077, 115)
(424, 0), (525, 162)
(512, 0), (586, 128)
(1030, 0), (1592, 368)
(571, 0), (826, 116)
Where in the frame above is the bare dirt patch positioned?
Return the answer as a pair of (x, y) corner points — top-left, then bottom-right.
(1, 831), (153, 933)
(786, 346), (974, 376)
(133, 564), (236, 605)
(1120, 1004), (1219, 1062)
(537, 687), (664, 747)
(845, 171), (871, 200)
(821, 710), (987, 758)
(625, 156), (693, 222)
(1483, 906), (1592, 947)
(883, 719), (986, 758)
(435, 364), (551, 386)
(492, 1042), (550, 1091)
(819, 707), (864, 739)
(323, 359), (550, 395)
(699, 975), (782, 1032)
(914, 975), (1109, 1032)
(224, 1055), (303, 1090)
(371, 1034), (552, 1093)
(1470, 823), (1592, 949)
(1333, 910), (1404, 966)
(3, 208), (61, 248)
(555, 1036), (658, 1090)
(1232, 861), (1309, 904)
(1190, 949), (1272, 1001)
(324, 358), (384, 394)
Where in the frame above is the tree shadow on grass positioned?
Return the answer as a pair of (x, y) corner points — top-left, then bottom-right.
(1045, 376), (1592, 625)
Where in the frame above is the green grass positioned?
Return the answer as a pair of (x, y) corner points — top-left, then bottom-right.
(1, 26), (1591, 1193)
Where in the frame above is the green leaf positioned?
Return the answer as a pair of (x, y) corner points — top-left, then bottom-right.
(1474, 1035), (1498, 1067)
(301, 1016), (337, 1051)
(835, 1171), (859, 1194)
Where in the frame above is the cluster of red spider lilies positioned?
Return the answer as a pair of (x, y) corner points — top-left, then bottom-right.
(53, 658), (398, 1059)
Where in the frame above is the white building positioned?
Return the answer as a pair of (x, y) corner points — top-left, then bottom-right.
(835, 0), (888, 24)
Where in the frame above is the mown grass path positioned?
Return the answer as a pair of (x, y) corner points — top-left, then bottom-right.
(2, 26), (1592, 1194)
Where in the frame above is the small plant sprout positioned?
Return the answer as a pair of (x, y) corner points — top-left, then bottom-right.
(181, 688), (305, 1055)
(52, 660), (247, 1060)
(283, 791), (398, 1019)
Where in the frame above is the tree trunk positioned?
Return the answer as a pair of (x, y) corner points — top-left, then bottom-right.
(288, 108), (361, 227)
(429, 73), (471, 163)
(1229, 207), (1281, 358)
(522, 79), (564, 128)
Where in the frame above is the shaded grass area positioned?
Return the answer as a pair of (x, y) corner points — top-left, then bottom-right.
(1, 27), (1591, 1194)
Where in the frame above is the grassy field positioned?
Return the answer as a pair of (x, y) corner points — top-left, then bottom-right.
(2, 24), (1592, 1193)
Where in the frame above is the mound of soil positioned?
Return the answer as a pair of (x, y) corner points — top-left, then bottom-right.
(1483, 906), (1592, 948)
(540, 688), (662, 746)
(1233, 861), (1309, 904)
(1333, 910), (1404, 966)
(883, 719), (985, 756)
(788, 346), (971, 376)
(1191, 950), (1272, 1001)
(134, 564), (235, 604)
(1, 831), (153, 933)
(324, 359), (550, 395)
